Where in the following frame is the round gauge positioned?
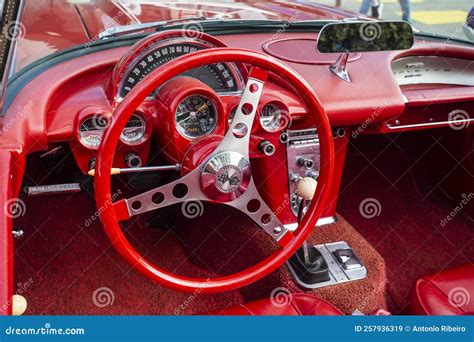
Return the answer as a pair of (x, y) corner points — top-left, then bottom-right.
(121, 113), (146, 144)
(175, 95), (217, 139)
(118, 41), (239, 100)
(260, 103), (284, 132)
(78, 116), (109, 148)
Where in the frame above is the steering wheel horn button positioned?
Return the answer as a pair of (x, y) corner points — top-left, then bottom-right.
(216, 165), (243, 193)
(201, 151), (251, 202)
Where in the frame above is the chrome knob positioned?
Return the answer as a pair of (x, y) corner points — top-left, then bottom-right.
(298, 157), (314, 169)
(125, 153), (142, 168)
(307, 170), (319, 180)
(258, 140), (275, 156)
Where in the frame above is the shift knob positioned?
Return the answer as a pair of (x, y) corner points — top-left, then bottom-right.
(295, 176), (317, 200)
(12, 294), (27, 315)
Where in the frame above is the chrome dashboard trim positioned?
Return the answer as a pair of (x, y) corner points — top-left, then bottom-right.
(392, 56), (474, 86)
(386, 118), (474, 130)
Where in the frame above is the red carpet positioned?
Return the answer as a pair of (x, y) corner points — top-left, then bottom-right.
(14, 192), (388, 315)
(13, 193), (243, 315)
(337, 146), (474, 313)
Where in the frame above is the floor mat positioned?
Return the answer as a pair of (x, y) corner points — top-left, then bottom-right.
(337, 148), (474, 313)
(13, 193), (243, 315)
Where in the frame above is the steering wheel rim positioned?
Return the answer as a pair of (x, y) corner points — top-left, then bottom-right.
(95, 48), (335, 293)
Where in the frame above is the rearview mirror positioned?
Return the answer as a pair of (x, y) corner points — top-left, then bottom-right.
(317, 21), (414, 53)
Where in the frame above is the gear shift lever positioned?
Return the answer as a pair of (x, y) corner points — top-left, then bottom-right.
(296, 177), (317, 263)
(288, 177), (330, 284)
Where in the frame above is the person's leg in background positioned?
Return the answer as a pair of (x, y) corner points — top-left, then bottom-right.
(359, 0), (373, 15)
(360, 0), (383, 19)
(399, 0), (412, 23)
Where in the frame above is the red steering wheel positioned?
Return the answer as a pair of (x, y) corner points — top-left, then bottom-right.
(95, 48), (335, 293)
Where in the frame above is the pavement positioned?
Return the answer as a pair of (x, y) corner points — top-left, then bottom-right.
(315, 0), (472, 42)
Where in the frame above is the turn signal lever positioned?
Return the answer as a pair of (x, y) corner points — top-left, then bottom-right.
(288, 177), (330, 284)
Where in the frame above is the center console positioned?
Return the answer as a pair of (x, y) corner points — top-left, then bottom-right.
(283, 127), (345, 222)
(283, 128), (321, 216)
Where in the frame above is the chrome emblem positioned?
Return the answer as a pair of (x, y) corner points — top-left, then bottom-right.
(200, 151), (251, 202)
(216, 165), (243, 193)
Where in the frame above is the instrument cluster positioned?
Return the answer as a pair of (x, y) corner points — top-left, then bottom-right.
(77, 112), (148, 149)
(72, 31), (303, 172)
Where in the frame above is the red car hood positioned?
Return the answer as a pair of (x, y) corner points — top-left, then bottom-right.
(77, 0), (354, 37)
(15, 0), (355, 72)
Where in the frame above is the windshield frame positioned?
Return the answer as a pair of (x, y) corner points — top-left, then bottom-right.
(0, 0), (23, 114)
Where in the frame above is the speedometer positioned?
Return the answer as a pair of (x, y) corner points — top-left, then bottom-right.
(175, 95), (217, 139)
(117, 40), (240, 100)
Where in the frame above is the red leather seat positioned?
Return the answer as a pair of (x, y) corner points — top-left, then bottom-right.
(209, 293), (343, 315)
(410, 264), (474, 315)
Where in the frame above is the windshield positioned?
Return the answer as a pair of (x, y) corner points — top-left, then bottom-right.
(10, 0), (474, 75)
(329, 0), (473, 42)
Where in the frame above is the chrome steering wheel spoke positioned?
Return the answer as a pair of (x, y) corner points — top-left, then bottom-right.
(215, 68), (266, 157)
(224, 179), (292, 245)
(117, 168), (205, 219)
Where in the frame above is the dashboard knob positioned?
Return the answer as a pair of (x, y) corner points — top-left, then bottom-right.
(307, 170), (319, 180)
(295, 177), (317, 201)
(298, 157), (314, 169)
(258, 140), (275, 156)
(125, 153), (142, 168)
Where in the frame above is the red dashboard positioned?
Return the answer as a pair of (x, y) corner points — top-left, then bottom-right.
(1, 29), (473, 227)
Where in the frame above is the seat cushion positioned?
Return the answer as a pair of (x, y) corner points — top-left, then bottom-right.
(410, 264), (474, 315)
(209, 293), (343, 315)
